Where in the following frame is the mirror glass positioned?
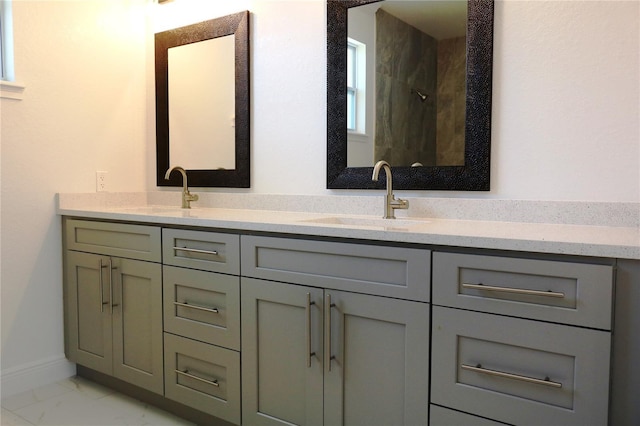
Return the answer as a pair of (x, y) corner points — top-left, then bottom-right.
(347, 0), (467, 168)
(168, 35), (235, 170)
(327, 0), (494, 191)
(156, 11), (250, 188)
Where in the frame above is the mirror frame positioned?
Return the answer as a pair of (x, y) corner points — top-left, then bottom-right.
(327, 0), (494, 190)
(156, 11), (250, 188)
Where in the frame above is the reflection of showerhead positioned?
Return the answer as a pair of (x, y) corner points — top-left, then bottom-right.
(411, 89), (428, 102)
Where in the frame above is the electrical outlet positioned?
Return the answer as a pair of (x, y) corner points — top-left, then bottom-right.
(96, 171), (108, 192)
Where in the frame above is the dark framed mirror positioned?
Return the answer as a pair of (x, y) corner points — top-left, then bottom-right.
(156, 11), (250, 188)
(327, 0), (493, 190)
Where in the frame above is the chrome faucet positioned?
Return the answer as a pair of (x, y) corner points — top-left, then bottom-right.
(372, 160), (409, 219)
(165, 166), (199, 209)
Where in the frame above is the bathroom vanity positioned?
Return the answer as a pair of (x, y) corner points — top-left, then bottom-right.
(59, 196), (639, 425)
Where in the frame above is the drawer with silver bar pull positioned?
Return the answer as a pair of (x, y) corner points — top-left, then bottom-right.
(433, 252), (614, 329)
(162, 228), (239, 274)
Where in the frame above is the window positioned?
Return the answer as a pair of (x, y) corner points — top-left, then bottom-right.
(0, 0), (23, 100)
(0, 0), (14, 81)
(346, 42), (357, 130)
(346, 37), (366, 134)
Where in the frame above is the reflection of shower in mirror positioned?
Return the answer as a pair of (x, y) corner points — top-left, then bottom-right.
(411, 89), (429, 102)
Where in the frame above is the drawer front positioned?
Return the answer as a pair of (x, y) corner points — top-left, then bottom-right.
(433, 252), (614, 329)
(65, 219), (161, 262)
(430, 405), (508, 426)
(163, 266), (240, 350)
(241, 235), (430, 302)
(431, 306), (610, 426)
(164, 333), (240, 425)
(163, 229), (239, 275)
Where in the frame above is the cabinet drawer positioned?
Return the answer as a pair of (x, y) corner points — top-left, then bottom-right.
(164, 333), (240, 425)
(162, 229), (239, 275)
(431, 306), (610, 426)
(430, 405), (508, 425)
(433, 252), (614, 329)
(163, 266), (240, 350)
(65, 219), (161, 262)
(241, 235), (430, 302)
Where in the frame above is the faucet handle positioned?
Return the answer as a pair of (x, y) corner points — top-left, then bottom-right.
(391, 197), (409, 210)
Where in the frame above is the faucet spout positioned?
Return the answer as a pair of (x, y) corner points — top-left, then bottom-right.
(165, 166), (199, 209)
(372, 160), (409, 219)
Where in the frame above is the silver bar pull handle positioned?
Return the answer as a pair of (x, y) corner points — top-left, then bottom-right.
(175, 369), (220, 387)
(462, 283), (565, 299)
(173, 246), (219, 256)
(325, 294), (336, 372)
(109, 259), (118, 312)
(173, 301), (219, 314)
(98, 259), (108, 312)
(306, 293), (316, 368)
(461, 363), (562, 388)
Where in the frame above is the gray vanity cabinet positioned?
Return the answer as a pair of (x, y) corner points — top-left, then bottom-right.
(430, 251), (614, 426)
(241, 236), (430, 426)
(61, 217), (623, 425)
(63, 219), (163, 395)
(161, 228), (241, 424)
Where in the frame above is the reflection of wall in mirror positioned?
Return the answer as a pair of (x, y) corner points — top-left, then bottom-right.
(168, 35), (236, 170)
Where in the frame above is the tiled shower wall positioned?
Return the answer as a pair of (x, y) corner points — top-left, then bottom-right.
(375, 9), (466, 167)
(437, 35), (466, 166)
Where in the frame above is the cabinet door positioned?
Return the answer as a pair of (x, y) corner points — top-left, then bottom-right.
(65, 251), (113, 375)
(111, 258), (164, 395)
(324, 291), (430, 426)
(242, 278), (324, 426)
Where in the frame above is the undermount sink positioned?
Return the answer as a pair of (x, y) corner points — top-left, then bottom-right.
(299, 216), (430, 230)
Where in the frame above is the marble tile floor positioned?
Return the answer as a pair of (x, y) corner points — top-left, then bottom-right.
(1, 376), (195, 425)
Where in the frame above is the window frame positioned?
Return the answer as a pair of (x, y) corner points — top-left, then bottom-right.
(0, 0), (14, 81)
(0, 0), (24, 100)
(346, 37), (366, 135)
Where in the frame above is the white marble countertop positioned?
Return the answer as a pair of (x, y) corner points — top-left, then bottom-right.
(57, 193), (640, 260)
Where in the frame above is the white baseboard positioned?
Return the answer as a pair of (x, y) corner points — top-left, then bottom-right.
(1, 355), (76, 398)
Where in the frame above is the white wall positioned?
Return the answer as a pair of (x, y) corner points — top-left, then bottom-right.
(149, 0), (639, 200)
(1, 0), (150, 393)
(0, 0), (638, 395)
(491, 1), (639, 202)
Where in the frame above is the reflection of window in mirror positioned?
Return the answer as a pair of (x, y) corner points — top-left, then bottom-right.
(346, 40), (366, 133)
(346, 6), (376, 167)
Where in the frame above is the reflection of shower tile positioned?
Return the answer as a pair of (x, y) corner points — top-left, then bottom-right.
(375, 73), (392, 147)
(376, 8), (438, 167)
(437, 35), (466, 166)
